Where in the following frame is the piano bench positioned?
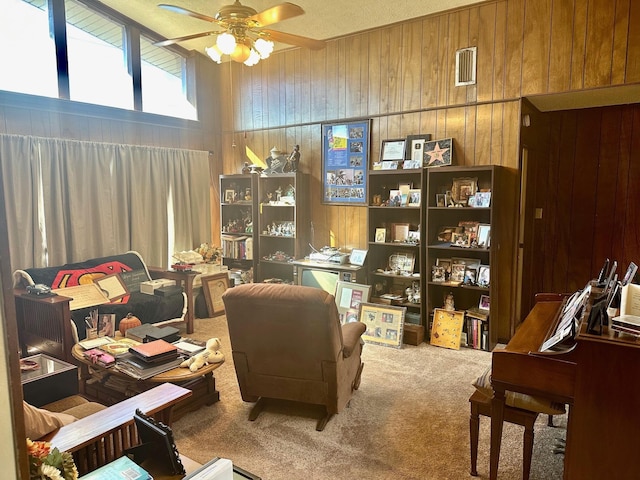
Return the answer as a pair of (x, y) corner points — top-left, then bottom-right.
(469, 390), (539, 480)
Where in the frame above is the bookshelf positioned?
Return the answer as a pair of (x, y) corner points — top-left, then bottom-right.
(367, 168), (426, 331)
(425, 165), (518, 350)
(219, 174), (258, 280)
(256, 172), (309, 283)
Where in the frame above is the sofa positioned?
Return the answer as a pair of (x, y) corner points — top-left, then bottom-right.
(13, 251), (187, 362)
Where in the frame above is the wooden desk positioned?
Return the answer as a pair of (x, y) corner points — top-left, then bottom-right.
(72, 343), (222, 421)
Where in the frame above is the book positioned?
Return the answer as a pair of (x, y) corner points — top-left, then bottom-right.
(183, 457), (234, 480)
(82, 348), (116, 367)
(125, 324), (180, 343)
(78, 336), (114, 350)
(78, 455), (151, 480)
(99, 338), (142, 357)
(173, 339), (206, 356)
(115, 354), (183, 380)
(129, 339), (178, 362)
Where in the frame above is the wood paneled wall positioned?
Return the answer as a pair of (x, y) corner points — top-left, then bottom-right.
(219, 0), (640, 254)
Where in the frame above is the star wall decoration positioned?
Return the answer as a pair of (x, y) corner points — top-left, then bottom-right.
(423, 138), (453, 167)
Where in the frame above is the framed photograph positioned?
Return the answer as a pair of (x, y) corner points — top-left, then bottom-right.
(450, 262), (466, 283)
(435, 193), (446, 207)
(359, 302), (406, 348)
(391, 223), (410, 242)
(388, 189), (402, 206)
(97, 313), (116, 338)
(224, 189), (235, 203)
(335, 281), (371, 324)
(93, 273), (129, 301)
(381, 161), (399, 170)
(479, 294), (491, 310)
(477, 265), (490, 287)
(381, 139), (406, 162)
(437, 226), (461, 243)
(375, 228), (386, 243)
(407, 189), (421, 207)
(322, 120), (370, 205)
(430, 308), (465, 350)
(201, 272), (230, 317)
(451, 177), (478, 205)
(452, 257), (481, 270)
(349, 248), (368, 266)
(398, 183), (411, 206)
(423, 138), (453, 167)
(451, 231), (471, 248)
(130, 409), (185, 475)
(405, 134), (432, 160)
(403, 159), (422, 169)
(463, 266), (478, 285)
(389, 252), (415, 274)
(477, 224), (491, 248)
(432, 265), (446, 282)
(475, 191), (492, 208)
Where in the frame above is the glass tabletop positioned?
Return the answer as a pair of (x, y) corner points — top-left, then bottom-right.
(20, 353), (76, 384)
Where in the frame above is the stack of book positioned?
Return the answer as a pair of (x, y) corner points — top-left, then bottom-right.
(115, 339), (182, 380)
(465, 307), (489, 351)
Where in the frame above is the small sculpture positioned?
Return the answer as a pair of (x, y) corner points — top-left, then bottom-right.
(179, 337), (225, 372)
(241, 162), (251, 174)
(444, 292), (455, 311)
(285, 144), (300, 172)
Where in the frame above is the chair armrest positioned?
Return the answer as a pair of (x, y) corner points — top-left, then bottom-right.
(341, 322), (366, 358)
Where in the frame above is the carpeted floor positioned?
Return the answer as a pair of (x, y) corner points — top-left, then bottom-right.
(172, 316), (566, 479)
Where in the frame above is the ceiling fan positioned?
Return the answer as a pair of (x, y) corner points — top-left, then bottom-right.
(155, 1), (325, 65)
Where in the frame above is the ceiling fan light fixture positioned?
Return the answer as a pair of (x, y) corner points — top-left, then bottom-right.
(230, 40), (251, 63)
(217, 32), (237, 54)
(205, 45), (223, 63)
(254, 38), (274, 59)
(244, 48), (261, 66)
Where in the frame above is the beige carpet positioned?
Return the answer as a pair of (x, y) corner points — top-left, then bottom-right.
(172, 316), (566, 479)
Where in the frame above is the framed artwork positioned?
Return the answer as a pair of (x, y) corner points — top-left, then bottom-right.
(391, 223), (410, 242)
(322, 120), (370, 205)
(335, 281), (371, 325)
(407, 189), (421, 207)
(450, 262), (466, 283)
(423, 138), (453, 167)
(224, 189), (235, 203)
(381, 139), (406, 163)
(475, 191), (492, 208)
(389, 252), (415, 274)
(405, 134), (432, 161)
(451, 177), (478, 205)
(349, 248), (368, 266)
(201, 272), (230, 317)
(432, 265), (446, 282)
(479, 294), (491, 310)
(435, 193), (446, 207)
(381, 161), (399, 170)
(430, 308), (465, 350)
(477, 265), (490, 287)
(477, 224), (491, 248)
(359, 302), (406, 348)
(375, 228), (386, 243)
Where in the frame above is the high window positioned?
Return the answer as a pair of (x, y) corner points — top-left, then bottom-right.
(0, 0), (197, 120)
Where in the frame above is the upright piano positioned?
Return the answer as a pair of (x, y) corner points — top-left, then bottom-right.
(490, 292), (640, 480)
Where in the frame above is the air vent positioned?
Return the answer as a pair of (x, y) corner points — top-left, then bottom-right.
(455, 47), (477, 86)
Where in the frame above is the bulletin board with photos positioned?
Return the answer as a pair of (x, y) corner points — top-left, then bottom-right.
(322, 120), (370, 205)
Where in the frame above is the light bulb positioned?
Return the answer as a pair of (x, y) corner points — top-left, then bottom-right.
(230, 42), (251, 63)
(254, 38), (274, 59)
(216, 32), (237, 55)
(244, 48), (261, 66)
(205, 45), (223, 63)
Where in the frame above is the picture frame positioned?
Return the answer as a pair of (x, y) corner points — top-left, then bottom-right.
(479, 294), (491, 310)
(435, 193), (446, 207)
(398, 183), (411, 206)
(129, 409), (185, 475)
(359, 302), (406, 348)
(408, 189), (421, 207)
(381, 161), (399, 170)
(388, 189), (402, 206)
(451, 231), (471, 248)
(477, 224), (491, 248)
(224, 189), (235, 203)
(322, 120), (370, 205)
(335, 281), (371, 325)
(405, 134), (432, 160)
(475, 191), (492, 208)
(430, 308), (465, 350)
(201, 272), (230, 317)
(380, 139), (406, 162)
(431, 265), (446, 282)
(391, 223), (410, 242)
(403, 159), (422, 170)
(463, 266), (478, 285)
(97, 313), (116, 338)
(423, 138), (453, 167)
(93, 273), (129, 301)
(477, 265), (490, 287)
(407, 230), (420, 244)
(375, 228), (387, 243)
(451, 177), (478, 205)
(389, 252), (415, 274)
(349, 248), (368, 266)
(450, 262), (466, 283)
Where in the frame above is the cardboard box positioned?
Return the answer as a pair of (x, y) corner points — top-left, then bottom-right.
(403, 323), (425, 346)
(140, 278), (176, 295)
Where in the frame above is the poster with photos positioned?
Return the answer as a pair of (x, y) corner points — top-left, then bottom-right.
(322, 120), (370, 205)
(359, 302), (406, 348)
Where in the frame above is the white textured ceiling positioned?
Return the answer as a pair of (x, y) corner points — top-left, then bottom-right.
(99, 0), (484, 55)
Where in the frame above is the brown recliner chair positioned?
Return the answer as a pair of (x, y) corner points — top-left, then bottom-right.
(222, 283), (366, 431)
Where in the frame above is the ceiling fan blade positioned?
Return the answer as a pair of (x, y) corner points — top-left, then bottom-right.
(153, 31), (218, 47)
(158, 4), (220, 24)
(248, 3), (305, 28)
(262, 29), (325, 50)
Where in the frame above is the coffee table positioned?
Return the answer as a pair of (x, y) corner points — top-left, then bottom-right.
(71, 343), (223, 420)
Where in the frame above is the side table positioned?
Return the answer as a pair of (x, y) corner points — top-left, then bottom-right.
(21, 353), (78, 407)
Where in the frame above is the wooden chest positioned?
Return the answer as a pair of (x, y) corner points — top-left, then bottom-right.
(403, 323), (425, 345)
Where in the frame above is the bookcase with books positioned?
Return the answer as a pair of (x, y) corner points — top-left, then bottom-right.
(219, 174), (258, 280)
(367, 168), (426, 332)
(425, 165), (518, 351)
(256, 172), (309, 283)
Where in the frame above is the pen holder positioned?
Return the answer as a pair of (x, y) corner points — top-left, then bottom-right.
(86, 327), (98, 339)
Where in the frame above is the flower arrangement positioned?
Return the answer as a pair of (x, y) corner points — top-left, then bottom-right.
(195, 242), (223, 264)
(27, 439), (78, 480)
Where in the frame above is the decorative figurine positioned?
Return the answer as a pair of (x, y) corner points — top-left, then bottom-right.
(241, 162), (251, 174)
(444, 292), (455, 311)
(285, 144), (300, 172)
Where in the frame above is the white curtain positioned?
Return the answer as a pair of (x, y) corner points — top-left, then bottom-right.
(0, 134), (211, 272)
